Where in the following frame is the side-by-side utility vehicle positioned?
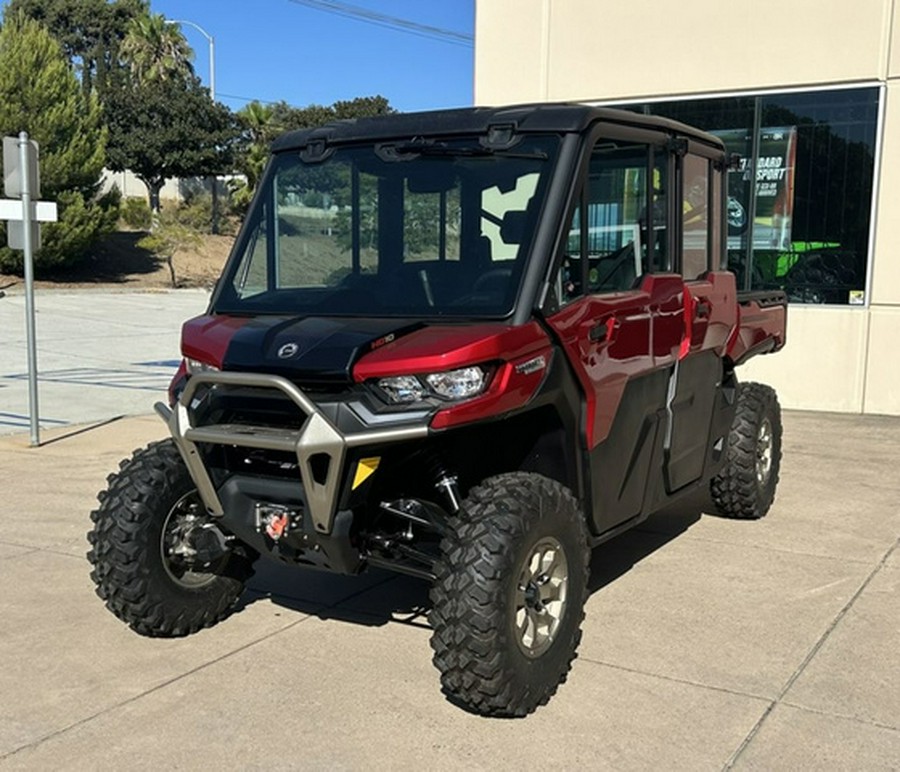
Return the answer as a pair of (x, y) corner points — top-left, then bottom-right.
(88, 104), (786, 716)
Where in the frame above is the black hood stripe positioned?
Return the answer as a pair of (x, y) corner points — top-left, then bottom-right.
(223, 317), (422, 383)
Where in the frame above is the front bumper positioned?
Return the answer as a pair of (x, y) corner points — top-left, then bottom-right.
(156, 371), (429, 534)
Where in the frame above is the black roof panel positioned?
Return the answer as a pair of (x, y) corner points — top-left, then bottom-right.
(270, 103), (724, 153)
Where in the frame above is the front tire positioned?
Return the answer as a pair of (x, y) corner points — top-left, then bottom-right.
(87, 439), (254, 637)
(710, 382), (782, 519)
(429, 473), (589, 717)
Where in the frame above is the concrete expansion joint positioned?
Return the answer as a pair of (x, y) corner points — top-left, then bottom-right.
(576, 656), (773, 703)
(0, 612), (317, 762)
(0, 573), (400, 762)
(670, 531), (881, 566)
(0, 542), (82, 561)
(777, 699), (900, 734)
(722, 537), (900, 770)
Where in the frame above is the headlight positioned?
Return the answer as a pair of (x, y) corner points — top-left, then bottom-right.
(377, 374), (427, 404)
(425, 367), (486, 400)
(185, 357), (220, 374)
(377, 366), (488, 405)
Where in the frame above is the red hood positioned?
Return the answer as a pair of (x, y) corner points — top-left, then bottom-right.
(353, 321), (550, 381)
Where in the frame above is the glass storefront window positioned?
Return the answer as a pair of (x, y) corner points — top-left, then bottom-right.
(621, 87), (879, 305)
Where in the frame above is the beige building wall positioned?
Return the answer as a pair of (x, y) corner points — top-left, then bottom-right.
(99, 169), (183, 203)
(475, 0), (900, 415)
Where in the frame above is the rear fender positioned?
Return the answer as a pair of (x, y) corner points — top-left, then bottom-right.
(727, 291), (787, 366)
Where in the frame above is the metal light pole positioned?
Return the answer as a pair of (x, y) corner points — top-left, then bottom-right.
(167, 19), (218, 233)
(18, 133), (39, 446)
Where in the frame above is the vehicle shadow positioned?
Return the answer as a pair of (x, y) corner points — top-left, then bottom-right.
(238, 560), (433, 630)
(588, 488), (709, 593)
(238, 488), (712, 630)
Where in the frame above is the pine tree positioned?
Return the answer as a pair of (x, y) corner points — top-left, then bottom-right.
(0, 14), (113, 272)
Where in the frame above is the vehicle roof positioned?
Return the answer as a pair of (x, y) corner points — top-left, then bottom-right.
(271, 103), (724, 153)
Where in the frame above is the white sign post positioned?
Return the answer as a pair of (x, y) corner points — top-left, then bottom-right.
(2, 133), (58, 446)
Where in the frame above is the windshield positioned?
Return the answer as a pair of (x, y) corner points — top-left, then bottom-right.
(213, 136), (560, 318)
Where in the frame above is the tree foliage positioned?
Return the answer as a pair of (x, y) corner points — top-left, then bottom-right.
(4, 0), (145, 96)
(104, 72), (239, 210)
(0, 14), (113, 272)
(100, 8), (234, 212)
(121, 11), (194, 84)
(231, 95), (394, 211)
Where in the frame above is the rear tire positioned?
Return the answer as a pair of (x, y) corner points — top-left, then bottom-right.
(87, 439), (255, 637)
(429, 473), (589, 717)
(710, 382), (782, 519)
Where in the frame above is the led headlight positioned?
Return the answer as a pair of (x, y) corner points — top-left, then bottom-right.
(377, 375), (427, 403)
(377, 366), (488, 404)
(425, 367), (486, 400)
(185, 357), (220, 374)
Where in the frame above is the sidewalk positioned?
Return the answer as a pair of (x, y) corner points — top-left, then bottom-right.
(0, 289), (209, 435)
(0, 410), (897, 769)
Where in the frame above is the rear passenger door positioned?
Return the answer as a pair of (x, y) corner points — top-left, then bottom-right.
(663, 149), (736, 493)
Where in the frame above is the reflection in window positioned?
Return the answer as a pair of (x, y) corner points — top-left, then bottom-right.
(682, 154), (709, 280)
(622, 87), (879, 305)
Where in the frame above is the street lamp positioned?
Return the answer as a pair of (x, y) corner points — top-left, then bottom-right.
(167, 19), (215, 102)
(166, 18), (219, 233)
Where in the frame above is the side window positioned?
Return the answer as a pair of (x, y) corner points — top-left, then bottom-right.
(710, 160), (723, 270)
(682, 154), (710, 280)
(232, 200), (269, 299)
(650, 148), (669, 270)
(556, 141), (668, 307)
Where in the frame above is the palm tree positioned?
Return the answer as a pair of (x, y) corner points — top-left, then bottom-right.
(121, 13), (194, 84)
(238, 101), (281, 193)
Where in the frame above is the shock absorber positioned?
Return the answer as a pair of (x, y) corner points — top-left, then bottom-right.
(426, 454), (461, 513)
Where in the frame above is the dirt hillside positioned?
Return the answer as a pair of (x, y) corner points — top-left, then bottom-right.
(0, 231), (234, 292)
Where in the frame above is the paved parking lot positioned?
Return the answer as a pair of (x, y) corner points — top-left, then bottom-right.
(0, 289), (208, 435)
(0, 408), (898, 769)
(0, 288), (898, 768)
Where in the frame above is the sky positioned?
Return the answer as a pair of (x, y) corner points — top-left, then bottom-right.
(150, 0), (475, 113)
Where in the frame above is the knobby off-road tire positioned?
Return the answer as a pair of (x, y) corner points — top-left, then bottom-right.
(429, 473), (590, 717)
(87, 439), (254, 637)
(710, 382), (782, 519)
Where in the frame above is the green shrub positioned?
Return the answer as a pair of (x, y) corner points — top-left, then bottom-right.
(120, 197), (152, 230)
(137, 208), (202, 287)
(97, 183), (122, 214)
(172, 194), (212, 231)
(0, 190), (116, 274)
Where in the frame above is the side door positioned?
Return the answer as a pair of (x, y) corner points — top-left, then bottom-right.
(545, 133), (685, 535)
(663, 149), (736, 493)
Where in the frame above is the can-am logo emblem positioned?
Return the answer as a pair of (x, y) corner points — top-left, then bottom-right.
(277, 342), (300, 359)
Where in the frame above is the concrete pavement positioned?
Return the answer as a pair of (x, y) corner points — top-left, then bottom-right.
(0, 289), (209, 435)
(0, 410), (897, 769)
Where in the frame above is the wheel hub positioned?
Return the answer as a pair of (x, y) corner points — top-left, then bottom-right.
(756, 418), (773, 485)
(161, 491), (227, 588)
(514, 537), (568, 658)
